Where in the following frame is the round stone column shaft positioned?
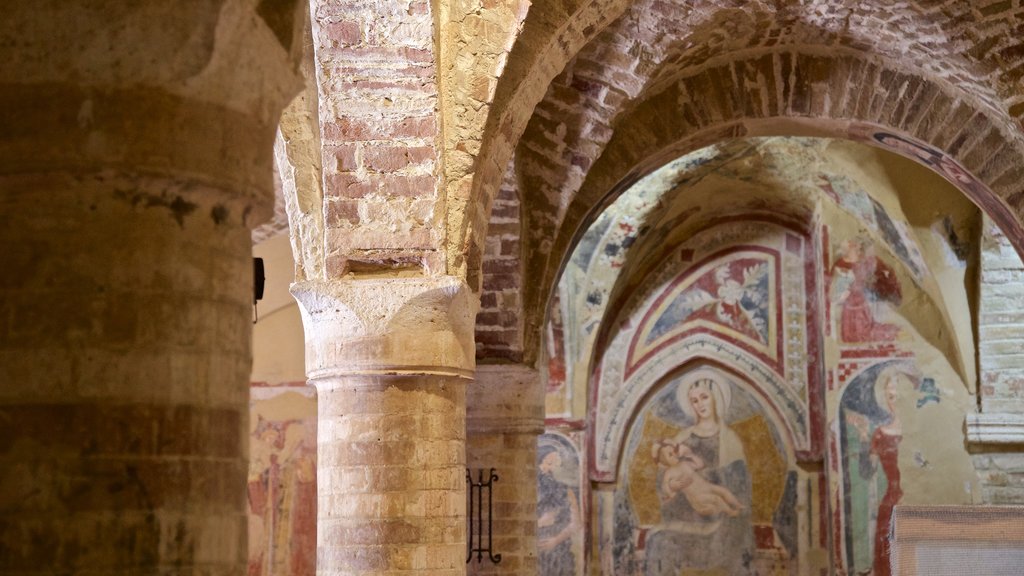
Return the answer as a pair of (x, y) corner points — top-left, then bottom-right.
(291, 278), (476, 576)
(0, 2), (303, 572)
(0, 173), (255, 573)
(466, 365), (544, 576)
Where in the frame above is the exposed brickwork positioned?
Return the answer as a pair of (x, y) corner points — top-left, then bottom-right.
(429, 1), (1024, 357)
(978, 217), (1024, 413)
(440, 0), (541, 280)
(311, 0), (441, 276)
(458, 0), (1024, 289)
(518, 50), (1024, 358)
(476, 159), (524, 361)
(291, 277), (474, 576)
(972, 451), (1024, 505)
(465, 434), (538, 575)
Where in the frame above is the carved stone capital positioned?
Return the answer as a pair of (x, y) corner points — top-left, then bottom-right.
(0, 1), (306, 223)
(291, 276), (477, 381)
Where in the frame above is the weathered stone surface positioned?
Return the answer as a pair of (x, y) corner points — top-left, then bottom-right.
(291, 277), (477, 378)
(0, 172), (257, 573)
(293, 277), (474, 575)
(0, 2), (304, 572)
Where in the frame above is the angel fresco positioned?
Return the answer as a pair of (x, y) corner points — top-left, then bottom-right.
(617, 369), (792, 576)
(648, 258), (771, 346)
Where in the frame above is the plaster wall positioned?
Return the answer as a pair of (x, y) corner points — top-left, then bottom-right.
(253, 234), (307, 384)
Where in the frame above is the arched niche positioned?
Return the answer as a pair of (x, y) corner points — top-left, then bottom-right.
(600, 362), (815, 575)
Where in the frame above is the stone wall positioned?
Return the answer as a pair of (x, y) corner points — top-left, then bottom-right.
(978, 217), (1024, 413)
(970, 216), (1024, 505)
(310, 0), (442, 276)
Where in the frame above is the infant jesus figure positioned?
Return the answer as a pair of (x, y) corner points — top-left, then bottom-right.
(652, 440), (744, 517)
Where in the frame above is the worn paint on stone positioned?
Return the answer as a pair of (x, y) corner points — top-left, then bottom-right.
(609, 365), (803, 575)
(248, 384), (317, 576)
(537, 432), (584, 576)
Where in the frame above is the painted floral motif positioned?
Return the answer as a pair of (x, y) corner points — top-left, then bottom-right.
(647, 257), (771, 347)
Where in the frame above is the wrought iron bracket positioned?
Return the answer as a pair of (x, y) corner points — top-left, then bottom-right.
(466, 467), (502, 564)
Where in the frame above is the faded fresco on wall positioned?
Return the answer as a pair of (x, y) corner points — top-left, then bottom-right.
(593, 221), (821, 477)
(837, 362), (916, 576)
(828, 355), (979, 576)
(538, 432), (584, 576)
(829, 236), (903, 344)
(644, 256), (772, 351)
(248, 384), (317, 576)
(825, 223), (981, 576)
(611, 366), (799, 575)
(816, 173), (929, 286)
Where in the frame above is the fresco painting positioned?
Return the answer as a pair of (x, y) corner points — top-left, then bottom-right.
(817, 171), (928, 285)
(648, 257), (771, 346)
(549, 137), (982, 576)
(838, 362), (922, 576)
(612, 367), (797, 575)
(830, 237), (903, 344)
(248, 385), (317, 576)
(869, 198), (922, 279)
(538, 432), (584, 576)
(636, 251), (777, 371)
(594, 225), (822, 477)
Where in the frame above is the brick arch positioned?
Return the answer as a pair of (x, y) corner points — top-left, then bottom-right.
(445, 0), (633, 282)
(520, 51), (1024, 360)
(461, 0), (1024, 288)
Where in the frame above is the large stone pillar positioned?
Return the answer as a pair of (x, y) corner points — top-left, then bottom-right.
(291, 277), (476, 576)
(466, 365), (544, 576)
(0, 2), (302, 573)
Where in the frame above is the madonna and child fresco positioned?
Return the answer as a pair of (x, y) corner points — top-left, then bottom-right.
(614, 367), (796, 575)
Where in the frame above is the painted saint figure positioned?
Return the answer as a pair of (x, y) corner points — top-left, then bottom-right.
(831, 238), (902, 343)
(843, 366), (909, 576)
(248, 417), (317, 576)
(537, 444), (582, 575)
(866, 374), (904, 576)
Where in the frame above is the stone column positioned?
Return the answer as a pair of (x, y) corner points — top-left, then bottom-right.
(0, 2), (302, 573)
(291, 277), (476, 576)
(466, 365), (545, 576)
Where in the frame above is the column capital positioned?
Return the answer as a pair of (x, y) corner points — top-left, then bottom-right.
(291, 276), (478, 381)
(0, 0), (306, 223)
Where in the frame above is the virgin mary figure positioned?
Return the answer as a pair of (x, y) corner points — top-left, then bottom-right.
(643, 375), (754, 575)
